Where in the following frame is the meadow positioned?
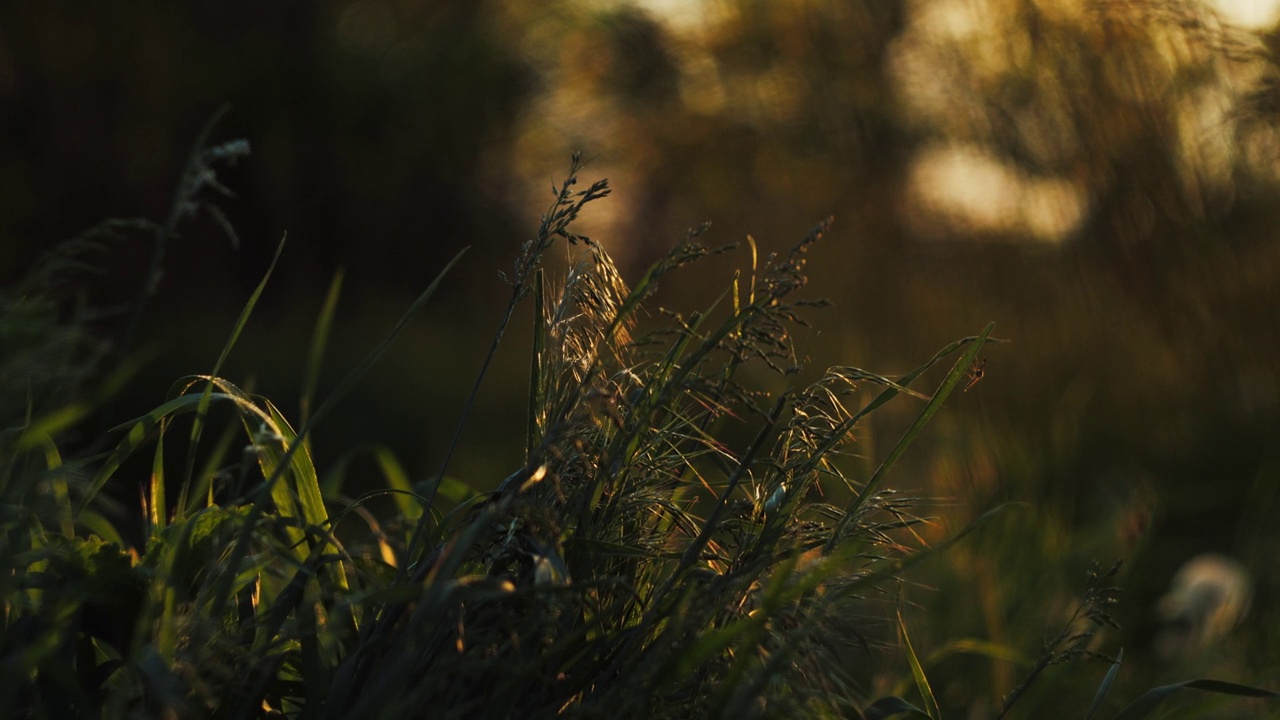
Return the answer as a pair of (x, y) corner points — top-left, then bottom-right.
(3, 127), (1278, 718)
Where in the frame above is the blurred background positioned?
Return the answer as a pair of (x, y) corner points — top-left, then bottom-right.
(4, 0), (1280, 713)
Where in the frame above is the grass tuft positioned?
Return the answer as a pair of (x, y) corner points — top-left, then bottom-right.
(4, 139), (1277, 719)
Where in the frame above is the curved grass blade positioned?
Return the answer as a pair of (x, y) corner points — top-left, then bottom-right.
(301, 268), (344, 429)
(1085, 647), (1123, 720)
(185, 233), (287, 490)
(898, 607), (941, 719)
(78, 391), (239, 516)
(836, 366), (933, 401)
(922, 638), (1031, 668)
(1112, 678), (1280, 720)
(856, 328), (1007, 419)
(372, 445), (423, 521)
(207, 247), (468, 621)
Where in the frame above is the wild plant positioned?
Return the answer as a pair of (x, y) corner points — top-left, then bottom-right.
(4, 133), (1276, 719)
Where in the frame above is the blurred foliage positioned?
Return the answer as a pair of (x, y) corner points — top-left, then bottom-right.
(4, 0), (1280, 715)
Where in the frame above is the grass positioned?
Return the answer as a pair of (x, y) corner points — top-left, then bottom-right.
(2, 129), (1276, 719)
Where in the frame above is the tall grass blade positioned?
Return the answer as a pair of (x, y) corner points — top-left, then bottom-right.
(178, 412), (240, 519)
(301, 268), (344, 429)
(527, 267), (546, 458)
(255, 400), (338, 575)
(428, 155), (609, 510)
(16, 405), (92, 452)
(1112, 678), (1280, 720)
(34, 436), (75, 537)
(186, 233), (287, 489)
(372, 445), (422, 522)
(79, 391), (239, 516)
(828, 322), (995, 551)
(898, 607), (942, 719)
(149, 422), (167, 535)
(1085, 647), (1123, 719)
(842, 329), (1008, 437)
(209, 246), (467, 620)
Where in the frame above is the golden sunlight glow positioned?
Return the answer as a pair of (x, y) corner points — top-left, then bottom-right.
(627, 0), (717, 32)
(1212, 0), (1280, 28)
(905, 144), (1087, 242)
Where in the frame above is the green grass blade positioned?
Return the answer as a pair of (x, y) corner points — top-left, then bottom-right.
(149, 421), (167, 535)
(797, 328), (1004, 512)
(211, 247), (467, 619)
(856, 328), (1006, 420)
(301, 268), (344, 429)
(265, 400), (327, 532)
(922, 638), (1032, 668)
(527, 267), (545, 458)
(433, 475), (480, 505)
(309, 247), (468, 449)
(177, 413), (241, 520)
(28, 435), (75, 537)
(16, 405), (92, 452)
(1112, 678), (1280, 720)
(185, 234), (287, 490)
(828, 322), (995, 551)
(255, 402), (324, 529)
(371, 445), (423, 522)
(77, 510), (126, 547)
(898, 607), (942, 719)
(78, 391), (238, 516)
(215, 234), (287, 376)
(835, 366), (933, 401)
(234, 393), (348, 590)
(1085, 647), (1123, 719)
